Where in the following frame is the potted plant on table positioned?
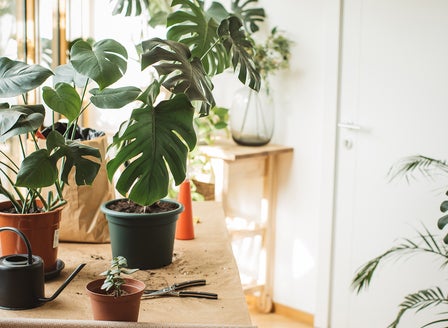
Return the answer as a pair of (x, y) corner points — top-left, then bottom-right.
(0, 38), (138, 274)
(86, 256), (145, 322)
(100, 0), (262, 269)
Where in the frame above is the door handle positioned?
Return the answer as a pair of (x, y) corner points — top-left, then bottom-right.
(337, 122), (361, 130)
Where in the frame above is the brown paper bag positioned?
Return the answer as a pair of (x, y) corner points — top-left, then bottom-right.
(30, 133), (114, 243)
(58, 134), (114, 242)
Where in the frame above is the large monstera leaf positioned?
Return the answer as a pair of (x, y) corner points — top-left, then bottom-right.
(70, 39), (128, 90)
(166, 0), (230, 75)
(231, 0), (265, 33)
(16, 130), (101, 188)
(0, 57), (53, 98)
(107, 94), (196, 206)
(218, 16), (261, 91)
(141, 38), (215, 116)
(0, 104), (45, 142)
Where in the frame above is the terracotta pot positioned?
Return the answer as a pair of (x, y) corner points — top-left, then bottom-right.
(0, 201), (62, 273)
(86, 278), (146, 322)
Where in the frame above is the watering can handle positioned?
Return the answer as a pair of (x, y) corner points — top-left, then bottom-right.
(0, 227), (33, 265)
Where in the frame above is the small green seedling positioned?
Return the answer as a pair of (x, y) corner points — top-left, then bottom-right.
(100, 256), (139, 297)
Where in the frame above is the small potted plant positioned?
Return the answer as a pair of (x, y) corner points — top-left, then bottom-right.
(85, 256), (145, 322)
(100, 0), (262, 269)
(0, 38), (138, 273)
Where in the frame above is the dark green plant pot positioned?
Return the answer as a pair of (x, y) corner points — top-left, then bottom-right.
(101, 199), (183, 269)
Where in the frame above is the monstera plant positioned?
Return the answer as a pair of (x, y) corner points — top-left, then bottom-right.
(0, 38), (138, 213)
(106, 0), (263, 207)
(0, 38), (139, 273)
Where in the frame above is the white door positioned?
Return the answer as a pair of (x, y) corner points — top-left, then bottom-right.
(329, 1), (448, 327)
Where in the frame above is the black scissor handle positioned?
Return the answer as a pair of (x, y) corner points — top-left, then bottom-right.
(174, 279), (207, 290)
(176, 291), (218, 299)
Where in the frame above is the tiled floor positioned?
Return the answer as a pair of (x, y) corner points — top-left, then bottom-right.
(249, 310), (313, 328)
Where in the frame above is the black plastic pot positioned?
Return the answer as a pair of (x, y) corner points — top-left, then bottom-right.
(101, 199), (183, 269)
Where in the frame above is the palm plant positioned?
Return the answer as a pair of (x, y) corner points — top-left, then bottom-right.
(352, 155), (448, 327)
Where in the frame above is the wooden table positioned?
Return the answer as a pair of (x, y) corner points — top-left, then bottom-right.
(0, 202), (255, 328)
(199, 140), (294, 312)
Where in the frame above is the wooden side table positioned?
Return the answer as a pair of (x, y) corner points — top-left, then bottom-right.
(199, 140), (294, 313)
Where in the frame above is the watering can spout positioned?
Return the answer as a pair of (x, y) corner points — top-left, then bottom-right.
(39, 263), (86, 303)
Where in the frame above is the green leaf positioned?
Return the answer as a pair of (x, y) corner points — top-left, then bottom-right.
(218, 16), (261, 91)
(438, 213), (448, 231)
(70, 39), (128, 90)
(18, 131), (101, 187)
(231, 0), (266, 33)
(137, 80), (161, 105)
(141, 37), (215, 115)
(0, 105), (45, 142)
(352, 226), (448, 294)
(0, 57), (53, 98)
(42, 83), (82, 122)
(110, 0), (149, 16)
(90, 86), (141, 108)
(441, 200), (448, 213)
(107, 94), (196, 205)
(387, 287), (448, 328)
(121, 268), (139, 274)
(16, 149), (58, 188)
(53, 63), (88, 88)
(388, 156), (448, 183)
(46, 130), (101, 185)
(110, 0), (171, 27)
(166, 0), (230, 75)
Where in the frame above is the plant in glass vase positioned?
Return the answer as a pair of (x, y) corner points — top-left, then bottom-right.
(230, 27), (292, 146)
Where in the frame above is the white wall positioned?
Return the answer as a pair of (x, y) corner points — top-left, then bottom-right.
(259, 0), (327, 314)
(213, 0), (329, 316)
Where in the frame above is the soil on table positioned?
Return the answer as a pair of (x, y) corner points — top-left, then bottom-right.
(107, 199), (178, 214)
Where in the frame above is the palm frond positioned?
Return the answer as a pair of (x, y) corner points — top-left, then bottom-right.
(352, 227), (448, 293)
(388, 155), (448, 183)
(387, 287), (448, 328)
(421, 317), (448, 328)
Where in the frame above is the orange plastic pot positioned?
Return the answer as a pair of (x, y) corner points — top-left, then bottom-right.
(86, 278), (146, 322)
(0, 201), (62, 273)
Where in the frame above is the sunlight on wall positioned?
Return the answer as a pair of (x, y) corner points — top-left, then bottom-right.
(292, 238), (315, 279)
